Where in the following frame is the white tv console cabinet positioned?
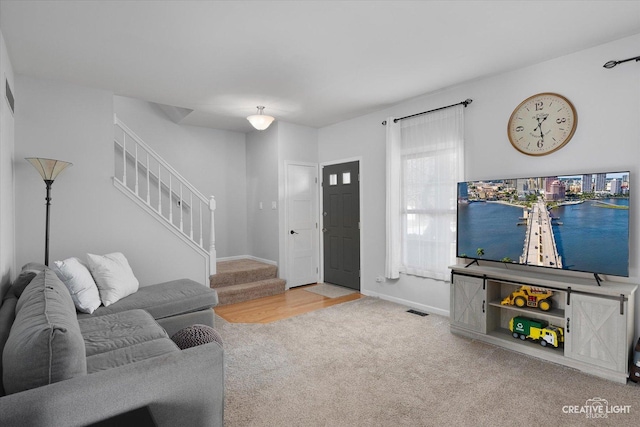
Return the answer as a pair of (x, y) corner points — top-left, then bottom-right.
(449, 264), (637, 384)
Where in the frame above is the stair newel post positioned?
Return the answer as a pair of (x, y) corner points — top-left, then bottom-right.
(209, 195), (216, 276)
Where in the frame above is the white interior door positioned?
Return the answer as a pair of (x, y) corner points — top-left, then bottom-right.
(286, 163), (319, 287)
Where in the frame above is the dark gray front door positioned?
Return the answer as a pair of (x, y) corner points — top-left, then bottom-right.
(322, 161), (360, 290)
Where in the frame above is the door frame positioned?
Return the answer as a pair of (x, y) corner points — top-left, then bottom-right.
(283, 160), (320, 289)
(319, 156), (363, 286)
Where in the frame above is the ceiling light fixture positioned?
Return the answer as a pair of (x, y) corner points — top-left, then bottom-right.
(247, 106), (275, 130)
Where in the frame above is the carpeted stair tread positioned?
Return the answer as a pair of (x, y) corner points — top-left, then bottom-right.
(210, 259), (286, 305)
(210, 259), (278, 288)
(216, 278), (286, 306)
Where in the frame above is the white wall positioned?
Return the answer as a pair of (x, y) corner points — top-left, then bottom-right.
(14, 76), (209, 286)
(113, 96), (248, 258)
(246, 123), (279, 263)
(319, 34), (640, 330)
(0, 29), (15, 297)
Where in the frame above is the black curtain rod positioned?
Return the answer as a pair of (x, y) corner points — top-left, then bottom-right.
(381, 98), (472, 126)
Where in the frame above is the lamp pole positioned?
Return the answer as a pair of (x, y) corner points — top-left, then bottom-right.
(26, 158), (72, 267)
(44, 179), (53, 266)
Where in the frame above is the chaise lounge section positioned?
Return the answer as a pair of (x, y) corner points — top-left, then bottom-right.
(77, 277), (219, 337)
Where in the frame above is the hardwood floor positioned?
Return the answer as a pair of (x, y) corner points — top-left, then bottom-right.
(215, 284), (363, 323)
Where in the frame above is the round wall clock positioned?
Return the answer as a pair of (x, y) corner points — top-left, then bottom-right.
(507, 92), (577, 156)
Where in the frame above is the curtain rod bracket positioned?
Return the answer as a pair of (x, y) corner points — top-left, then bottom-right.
(382, 98), (472, 126)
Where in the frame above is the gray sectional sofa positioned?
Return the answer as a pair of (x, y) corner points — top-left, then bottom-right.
(0, 263), (223, 427)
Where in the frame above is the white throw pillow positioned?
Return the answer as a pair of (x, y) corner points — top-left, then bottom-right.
(52, 257), (102, 314)
(86, 252), (139, 307)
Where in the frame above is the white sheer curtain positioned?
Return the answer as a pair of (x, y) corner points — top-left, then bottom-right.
(385, 118), (401, 279)
(385, 104), (464, 281)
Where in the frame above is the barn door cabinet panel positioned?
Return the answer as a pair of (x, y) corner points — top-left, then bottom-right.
(450, 273), (486, 333)
(449, 264), (637, 384)
(565, 293), (631, 373)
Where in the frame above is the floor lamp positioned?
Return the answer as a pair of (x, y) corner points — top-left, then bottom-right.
(26, 157), (72, 266)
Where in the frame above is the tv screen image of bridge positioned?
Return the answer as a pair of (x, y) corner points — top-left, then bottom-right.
(520, 198), (562, 268)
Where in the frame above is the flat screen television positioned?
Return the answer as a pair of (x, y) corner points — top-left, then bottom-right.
(456, 171), (630, 277)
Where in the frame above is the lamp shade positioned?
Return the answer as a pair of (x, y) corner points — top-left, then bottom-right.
(247, 106), (275, 130)
(26, 157), (73, 181)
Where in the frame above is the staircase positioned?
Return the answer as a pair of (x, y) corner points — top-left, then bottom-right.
(210, 259), (286, 305)
(113, 117), (285, 302)
(113, 116), (216, 281)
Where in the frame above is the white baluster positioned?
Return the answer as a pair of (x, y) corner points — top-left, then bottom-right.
(179, 183), (184, 232)
(122, 133), (127, 186)
(158, 165), (162, 215)
(134, 143), (139, 196)
(169, 175), (173, 223)
(146, 153), (150, 204)
(190, 193), (194, 240)
(199, 201), (203, 247)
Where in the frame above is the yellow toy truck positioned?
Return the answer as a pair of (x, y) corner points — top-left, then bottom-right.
(509, 316), (564, 348)
(501, 285), (553, 312)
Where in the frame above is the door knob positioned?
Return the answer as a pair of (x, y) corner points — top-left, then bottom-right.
(290, 230), (299, 235)
(322, 228), (328, 233)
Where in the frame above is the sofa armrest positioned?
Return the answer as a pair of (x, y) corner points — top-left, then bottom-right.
(0, 342), (224, 427)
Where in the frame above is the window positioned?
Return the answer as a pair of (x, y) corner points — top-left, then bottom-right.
(385, 105), (464, 281)
(342, 172), (351, 185)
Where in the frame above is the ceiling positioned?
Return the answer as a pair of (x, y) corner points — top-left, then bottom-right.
(1, 1), (639, 133)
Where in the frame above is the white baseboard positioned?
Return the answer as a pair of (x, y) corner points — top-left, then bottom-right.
(361, 289), (450, 317)
(217, 255), (278, 266)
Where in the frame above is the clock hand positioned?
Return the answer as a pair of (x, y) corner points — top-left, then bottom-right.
(534, 118), (545, 141)
(536, 114), (549, 141)
(533, 114), (548, 131)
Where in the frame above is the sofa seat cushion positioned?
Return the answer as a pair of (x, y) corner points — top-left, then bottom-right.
(79, 309), (179, 373)
(77, 279), (218, 321)
(79, 309), (169, 356)
(85, 338), (179, 373)
(3, 269), (87, 395)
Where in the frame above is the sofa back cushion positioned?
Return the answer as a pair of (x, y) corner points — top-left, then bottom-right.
(0, 293), (18, 396)
(2, 269), (87, 395)
(10, 262), (46, 298)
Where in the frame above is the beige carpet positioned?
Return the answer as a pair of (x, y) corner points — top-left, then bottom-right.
(304, 283), (357, 298)
(217, 297), (639, 427)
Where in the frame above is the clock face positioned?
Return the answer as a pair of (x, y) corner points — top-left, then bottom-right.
(507, 93), (577, 156)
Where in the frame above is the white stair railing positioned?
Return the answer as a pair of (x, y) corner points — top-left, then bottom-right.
(112, 115), (216, 277)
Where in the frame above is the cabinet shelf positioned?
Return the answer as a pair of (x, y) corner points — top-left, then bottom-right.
(450, 264), (637, 384)
(487, 300), (565, 321)
(488, 327), (565, 351)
